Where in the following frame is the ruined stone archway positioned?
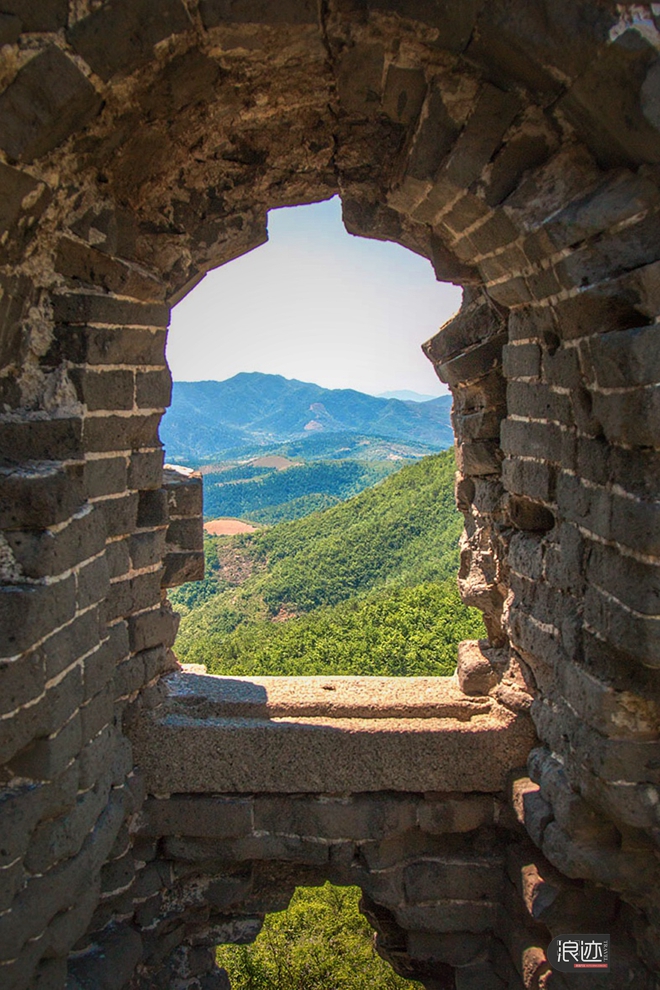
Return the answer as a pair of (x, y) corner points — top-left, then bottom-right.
(1, 3), (659, 988)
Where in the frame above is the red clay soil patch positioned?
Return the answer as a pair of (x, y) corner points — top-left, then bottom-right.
(204, 518), (258, 535)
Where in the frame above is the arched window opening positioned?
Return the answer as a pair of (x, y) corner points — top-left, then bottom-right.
(160, 197), (485, 677)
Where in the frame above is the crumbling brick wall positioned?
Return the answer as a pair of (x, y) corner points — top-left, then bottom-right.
(0, 2), (659, 988)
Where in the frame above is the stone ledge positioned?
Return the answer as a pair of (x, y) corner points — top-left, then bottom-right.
(129, 673), (536, 794)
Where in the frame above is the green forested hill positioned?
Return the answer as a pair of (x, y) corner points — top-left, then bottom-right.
(171, 449), (483, 675)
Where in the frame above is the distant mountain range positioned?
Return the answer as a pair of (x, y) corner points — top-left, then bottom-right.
(377, 389), (442, 402)
(161, 373), (454, 464)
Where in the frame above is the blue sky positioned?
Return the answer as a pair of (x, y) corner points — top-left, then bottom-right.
(166, 196), (460, 396)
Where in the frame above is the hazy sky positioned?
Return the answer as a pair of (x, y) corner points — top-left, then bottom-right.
(166, 196), (460, 396)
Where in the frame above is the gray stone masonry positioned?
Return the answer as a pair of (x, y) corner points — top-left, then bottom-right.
(1, 1), (659, 988)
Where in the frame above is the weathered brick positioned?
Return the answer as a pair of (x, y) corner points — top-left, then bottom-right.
(128, 603), (179, 653)
(403, 83), (460, 183)
(128, 449), (164, 490)
(43, 607), (103, 682)
(502, 342), (541, 381)
(438, 334), (507, 388)
(396, 899), (498, 934)
(24, 774), (111, 874)
(105, 569), (161, 622)
(509, 495), (555, 532)
(141, 795), (253, 838)
(48, 326), (167, 367)
(55, 237), (166, 302)
(9, 711), (82, 781)
(254, 794), (416, 841)
(456, 440), (502, 477)
(336, 44), (385, 117)
(166, 517), (203, 552)
(52, 292), (169, 329)
(137, 488), (168, 528)
(502, 456), (555, 502)
(129, 529), (167, 570)
(0, 170), (50, 265)
(584, 584), (660, 669)
(0, 417), (83, 462)
(84, 456), (128, 499)
(70, 368), (135, 412)
(5, 505), (106, 580)
(84, 621), (129, 701)
(501, 418), (563, 464)
(81, 684), (114, 743)
(96, 492), (138, 539)
(444, 84), (520, 189)
(68, 0), (190, 82)
(404, 856), (503, 903)
(161, 549), (205, 588)
(0, 48), (102, 164)
(0, 462), (85, 532)
(136, 369), (172, 409)
(0, 577), (76, 659)
(418, 795), (494, 835)
(0, 0), (68, 31)
(77, 554), (111, 611)
(83, 412), (161, 453)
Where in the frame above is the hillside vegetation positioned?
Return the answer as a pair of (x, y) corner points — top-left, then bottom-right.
(203, 458), (397, 523)
(172, 449), (483, 675)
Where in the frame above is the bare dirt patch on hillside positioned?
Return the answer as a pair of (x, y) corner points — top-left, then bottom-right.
(204, 518), (258, 535)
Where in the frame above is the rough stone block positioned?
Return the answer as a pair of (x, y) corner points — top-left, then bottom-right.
(0, 0), (68, 31)
(136, 368), (172, 409)
(128, 603), (179, 653)
(164, 466), (203, 517)
(9, 712), (82, 781)
(0, 417), (83, 463)
(254, 794), (416, 841)
(0, 577), (76, 659)
(70, 368), (135, 412)
(382, 66), (426, 126)
(438, 333), (507, 389)
(5, 505), (106, 580)
(417, 795), (494, 834)
(83, 412), (161, 454)
(200, 0), (318, 27)
(141, 795), (253, 839)
(456, 440), (502, 477)
(166, 517), (204, 552)
(396, 900), (498, 935)
(0, 169), (50, 265)
(68, 0), (190, 82)
(337, 44), (385, 117)
(0, 47), (102, 163)
(97, 492), (138, 539)
(161, 550), (205, 588)
(128, 449), (164, 491)
(444, 84), (520, 189)
(49, 326), (167, 367)
(405, 848), (502, 904)
(55, 237), (166, 302)
(138, 488), (169, 528)
(52, 293), (169, 329)
(456, 641), (506, 695)
(405, 84), (460, 183)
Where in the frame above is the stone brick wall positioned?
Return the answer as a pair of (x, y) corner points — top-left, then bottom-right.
(0, 1), (659, 987)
